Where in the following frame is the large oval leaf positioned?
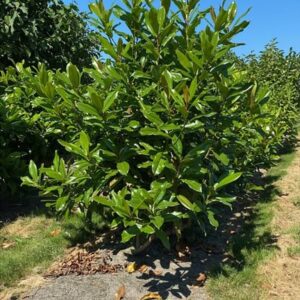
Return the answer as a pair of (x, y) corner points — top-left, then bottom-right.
(214, 172), (242, 191)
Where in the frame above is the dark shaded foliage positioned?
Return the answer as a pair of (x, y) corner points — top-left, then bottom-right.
(0, 0), (97, 70)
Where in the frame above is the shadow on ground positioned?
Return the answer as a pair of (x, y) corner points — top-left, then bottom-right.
(72, 170), (281, 299)
(0, 191), (44, 228)
(5, 144), (296, 299)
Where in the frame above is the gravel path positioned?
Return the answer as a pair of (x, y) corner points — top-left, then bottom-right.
(24, 272), (208, 300)
(23, 242), (213, 300)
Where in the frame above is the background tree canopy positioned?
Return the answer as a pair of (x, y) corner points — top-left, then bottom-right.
(0, 0), (97, 70)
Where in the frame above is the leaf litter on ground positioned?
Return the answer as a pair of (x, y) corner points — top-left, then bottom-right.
(45, 247), (124, 277)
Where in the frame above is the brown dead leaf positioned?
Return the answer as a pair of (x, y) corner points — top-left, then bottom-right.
(149, 269), (163, 277)
(196, 272), (207, 286)
(139, 264), (148, 273)
(115, 284), (125, 300)
(127, 262), (138, 273)
(140, 292), (162, 300)
(50, 228), (61, 237)
(2, 241), (15, 249)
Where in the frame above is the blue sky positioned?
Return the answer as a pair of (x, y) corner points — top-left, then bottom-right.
(65, 0), (300, 56)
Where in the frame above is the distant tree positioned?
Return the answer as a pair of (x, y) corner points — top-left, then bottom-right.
(242, 40), (300, 107)
(0, 0), (97, 70)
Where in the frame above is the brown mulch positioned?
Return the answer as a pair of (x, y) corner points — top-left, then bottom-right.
(45, 247), (124, 277)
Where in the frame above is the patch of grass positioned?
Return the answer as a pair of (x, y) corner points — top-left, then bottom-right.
(207, 150), (297, 300)
(0, 214), (90, 290)
(0, 216), (67, 289)
(267, 151), (297, 182)
(287, 225), (300, 257)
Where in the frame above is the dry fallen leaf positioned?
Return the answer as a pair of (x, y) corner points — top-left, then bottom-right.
(149, 269), (163, 277)
(127, 262), (138, 273)
(140, 292), (162, 300)
(139, 264), (148, 273)
(45, 247), (123, 277)
(115, 284), (126, 300)
(2, 241), (15, 249)
(196, 272), (207, 285)
(50, 228), (61, 237)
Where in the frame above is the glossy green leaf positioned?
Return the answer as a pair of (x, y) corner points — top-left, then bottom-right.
(29, 160), (38, 181)
(214, 172), (242, 191)
(121, 230), (136, 243)
(94, 196), (113, 207)
(67, 63), (80, 88)
(152, 215), (164, 229)
(207, 210), (219, 228)
(103, 91), (118, 112)
(56, 196), (68, 211)
(157, 7), (166, 29)
(176, 49), (192, 70)
(172, 135), (183, 156)
(152, 152), (166, 175)
(214, 152), (230, 166)
(181, 179), (202, 192)
(79, 131), (90, 155)
(98, 36), (118, 59)
(145, 8), (159, 36)
(177, 195), (194, 211)
(141, 224), (155, 234)
(58, 140), (85, 157)
(140, 127), (171, 139)
(77, 102), (102, 119)
(117, 161), (130, 176)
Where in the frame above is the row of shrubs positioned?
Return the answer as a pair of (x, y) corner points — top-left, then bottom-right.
(1, 0), (299, 250)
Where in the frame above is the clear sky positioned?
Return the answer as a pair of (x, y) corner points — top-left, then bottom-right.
(65, 0), (300, 56)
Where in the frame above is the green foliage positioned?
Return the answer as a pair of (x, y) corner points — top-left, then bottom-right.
(0, 0), (97, 70)
(17, 0), (297, 250)
(0, 61), (91, 198)
(0, 64), (48, 196)
(237, 40), (300, 145)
